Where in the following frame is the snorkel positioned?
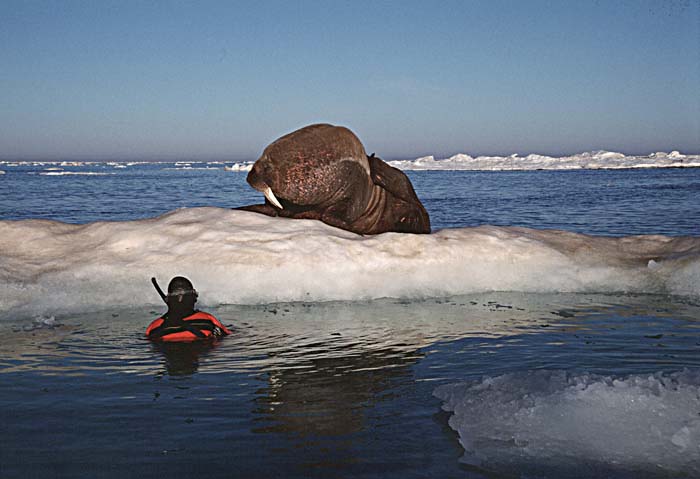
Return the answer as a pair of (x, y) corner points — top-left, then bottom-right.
(151, 277), (206, 339)
(151, 277), (167, 304)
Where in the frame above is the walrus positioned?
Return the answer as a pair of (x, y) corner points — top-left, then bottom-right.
(237, 124), (431, 235)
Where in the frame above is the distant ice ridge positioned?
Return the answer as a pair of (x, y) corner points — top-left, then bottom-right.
(224, 162), (253, 172)
(389, 150), (700, 171)
(37, 171), (113, 176)
(0, 208), (698, 318)
(163, 166), (220, 170)
(434, 370), (700, 476)
(2, 151), (698, 172)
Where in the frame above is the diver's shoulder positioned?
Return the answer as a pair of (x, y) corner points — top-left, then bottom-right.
(186, 310), (218, 321)
(145, 317), (165, 335)
(186, 310), (231, 335)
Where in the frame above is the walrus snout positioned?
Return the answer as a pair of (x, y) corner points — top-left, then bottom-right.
(246, 162), (283, 209)
(246, 160), (267, 191)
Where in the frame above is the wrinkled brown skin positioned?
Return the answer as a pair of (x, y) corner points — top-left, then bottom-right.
(236, 124), (431, 235)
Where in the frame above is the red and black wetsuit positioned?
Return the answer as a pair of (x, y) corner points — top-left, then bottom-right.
(146, 311), (231, 342)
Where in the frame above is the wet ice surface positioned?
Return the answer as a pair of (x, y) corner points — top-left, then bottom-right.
(1, 208), (698, 319)
(1, 293), (699, 479)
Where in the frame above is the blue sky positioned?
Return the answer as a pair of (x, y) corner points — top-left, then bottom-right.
(1, 0), (698, 160)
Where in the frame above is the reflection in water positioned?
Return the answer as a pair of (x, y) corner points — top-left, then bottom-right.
(150, 340), (221, 376)
(255, 345), (424, 436)
(247, 337), (426, 472)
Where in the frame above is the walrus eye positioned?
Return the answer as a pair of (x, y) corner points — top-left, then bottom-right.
(264, 186), (283, 209)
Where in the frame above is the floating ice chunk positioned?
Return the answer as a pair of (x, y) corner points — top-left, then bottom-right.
(671, 426), (693, 450)
(435, 370), (700, 476)
(163, 166), (219, 170)
(224, 163), (254, 172)
(38, 171), (112, 176)
(0, 208), (698, 318)
(33, 315), (57, 327)
(16, 315), (61, 331)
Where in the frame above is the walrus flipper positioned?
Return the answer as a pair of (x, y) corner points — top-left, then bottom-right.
(367, 155), (422, 205)
(236, 203), (280, 217)
(367, 155), (431, 233)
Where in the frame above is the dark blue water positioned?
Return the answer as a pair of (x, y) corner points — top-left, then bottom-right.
(2, 163), (700, 479)
(1, 163), (699, 236)
(415, 168), (700, 236)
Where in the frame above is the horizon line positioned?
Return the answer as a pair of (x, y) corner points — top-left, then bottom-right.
(2, 147), (699, 164)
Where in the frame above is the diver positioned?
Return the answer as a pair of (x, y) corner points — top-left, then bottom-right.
(146, 276), (231, 341)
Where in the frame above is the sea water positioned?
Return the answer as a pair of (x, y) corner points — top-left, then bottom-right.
(0, 159), (699, 478)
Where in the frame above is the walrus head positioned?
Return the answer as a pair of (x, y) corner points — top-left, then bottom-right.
(246, 124), (373, 219)
(239, 123), (431, 235)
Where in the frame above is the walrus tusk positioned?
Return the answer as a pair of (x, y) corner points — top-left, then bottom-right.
(264, 186), (283, 209)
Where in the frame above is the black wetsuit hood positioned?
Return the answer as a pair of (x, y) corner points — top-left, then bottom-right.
(162, 295), (197, 326)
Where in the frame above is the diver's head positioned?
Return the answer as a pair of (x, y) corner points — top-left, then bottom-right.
(167, 276), (198, 309)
